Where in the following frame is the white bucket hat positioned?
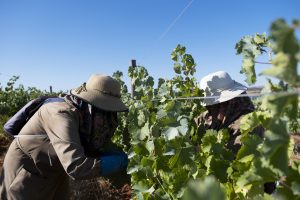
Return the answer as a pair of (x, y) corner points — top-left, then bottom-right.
(199, 71), (248, 106)
(71, 74), (128, 112)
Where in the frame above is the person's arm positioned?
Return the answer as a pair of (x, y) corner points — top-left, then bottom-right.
(42, 105), (100, 180)
(42, 104), (128, 180)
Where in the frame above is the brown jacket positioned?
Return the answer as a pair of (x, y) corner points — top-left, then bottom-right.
(0, 100), (101, 200)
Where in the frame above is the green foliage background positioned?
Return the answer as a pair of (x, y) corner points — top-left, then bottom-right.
(112, 18), (300, 200)
(0, 76), (64, 141)
(0, 18), (299, 200)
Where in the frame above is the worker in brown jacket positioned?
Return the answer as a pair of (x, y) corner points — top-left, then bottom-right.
(196, 71), (276, 194)
(0, 74), (129, 200)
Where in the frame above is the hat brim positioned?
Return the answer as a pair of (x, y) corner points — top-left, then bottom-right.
(70, 89), (128, 112)
(202, 82), (247, 106)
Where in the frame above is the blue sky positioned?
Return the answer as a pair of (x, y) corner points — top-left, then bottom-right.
(0, 0), (299, 92)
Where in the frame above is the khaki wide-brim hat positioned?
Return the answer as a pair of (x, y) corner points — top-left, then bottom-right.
(199, 71), (248, 106)
(71, 74), (128, 112)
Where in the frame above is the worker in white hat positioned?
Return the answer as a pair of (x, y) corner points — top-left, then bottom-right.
(197, 70), (276, 194)
(198, 71), (255, 133)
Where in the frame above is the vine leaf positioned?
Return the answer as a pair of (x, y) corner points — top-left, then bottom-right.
(261, 52), (300, 86)
(183, 176), (226, 200)
(164, 127), (179, 140)
(235, 33), (269, 85)
(241, 58), (256, 84)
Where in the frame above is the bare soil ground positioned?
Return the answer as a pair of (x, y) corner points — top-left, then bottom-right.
(70, 178), (131, 200)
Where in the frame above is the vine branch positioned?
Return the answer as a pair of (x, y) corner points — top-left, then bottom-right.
(254, 61), (272, 64)
(155, 176), (172, 200)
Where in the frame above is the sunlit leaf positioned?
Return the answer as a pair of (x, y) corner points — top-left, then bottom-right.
(183, 176), (226, 200)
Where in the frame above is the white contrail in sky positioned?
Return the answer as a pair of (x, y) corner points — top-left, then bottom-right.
(158, 0), (195, 40)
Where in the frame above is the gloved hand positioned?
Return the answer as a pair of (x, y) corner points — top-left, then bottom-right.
(99, 151), (128, 177)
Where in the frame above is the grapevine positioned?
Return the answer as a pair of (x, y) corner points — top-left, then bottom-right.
(112, 18), (300, 200)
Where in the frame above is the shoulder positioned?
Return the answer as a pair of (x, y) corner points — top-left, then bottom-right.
(40, 100), (79, 120)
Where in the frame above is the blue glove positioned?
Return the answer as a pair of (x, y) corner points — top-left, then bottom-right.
(99, 151), (128, 177)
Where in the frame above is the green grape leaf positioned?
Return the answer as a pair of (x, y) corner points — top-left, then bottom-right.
(236, 169), (262, 190)
(163, 127), (179, 140)
(154, 156), (170, 171)
(171, 51), (178, 62)
(260, 119), (289, 176)
(133, 142), (150, 156)
(238, 154), (255, 163)
(270, 18), (299, 54)
(153, 137), (165, 156)
(241, 57), (256, 85)
(128, 164), (141, 174)
(133, 181), (155, 194)
(183, 54), (195, 69)
(141, 157), (154, 177)
(236, 33), (269, 85)
(168, 168), (190, 196)
(146, 140), (155, 155)
(130, 127), (143, 142)
(183, 176), (226, 200)
(140, 122), (151, 140)
(201, 130), (218, 153)
(174, 63), (182, 74)
(261, 92), (298, 119)
(217, 129), (230, 144)
(209, 158), (230, 182)
(291, 181), (300, 196)
(138, 110), (146, 126)
(261, 52), (299, 86)
(169, 148), (181, 169)
(254, 34), (267, 45)
(240, 112), (260, 134)
(235, 35), (261, 56)
(146, 76), (154, 87)
(169, 145), (194, 169)
(177, 118), (189, 136)
(237, 134), (262, 158)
